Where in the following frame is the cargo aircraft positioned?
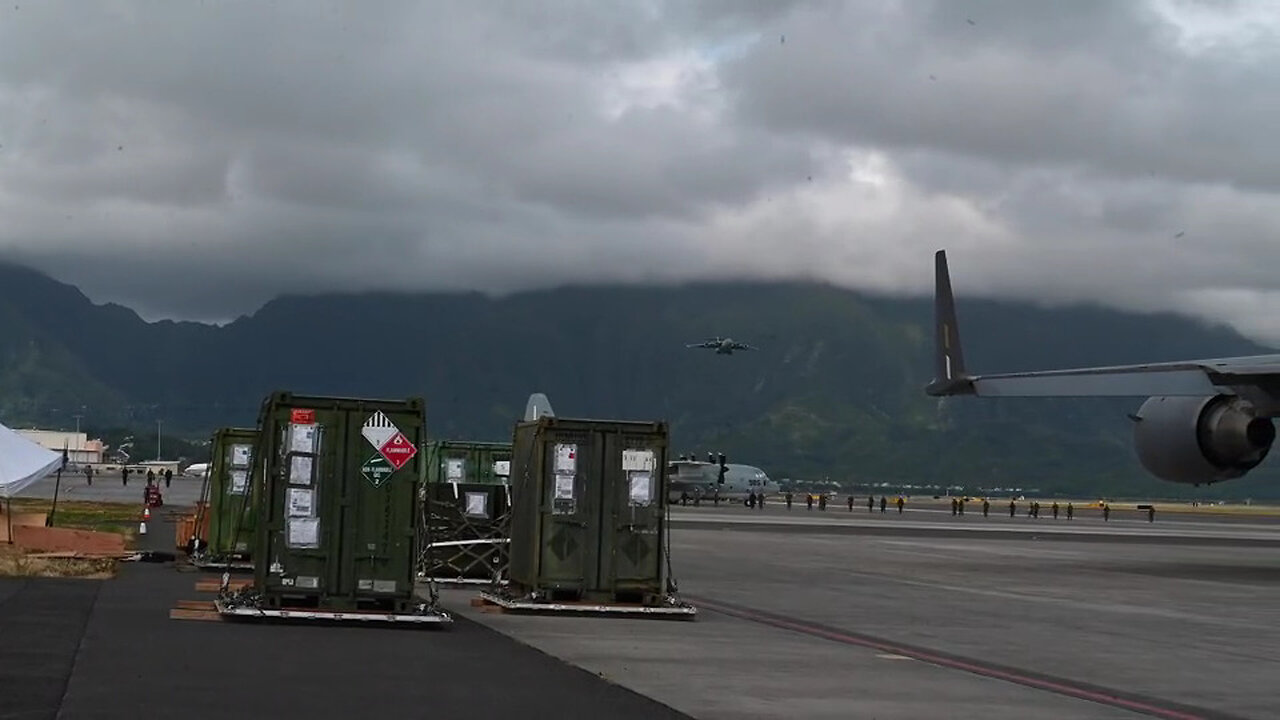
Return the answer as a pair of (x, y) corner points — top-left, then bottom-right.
(925, 249), (1278, 486)
(666, 456), (779, 502)
(686, 337), (758, 355)
(182, 462), (210, 478)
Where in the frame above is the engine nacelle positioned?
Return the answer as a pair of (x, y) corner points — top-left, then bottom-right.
(1133, 395), (1276, 484)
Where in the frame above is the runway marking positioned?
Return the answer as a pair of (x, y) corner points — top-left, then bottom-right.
(875, 653), (913, 661)
(688, 594), (1245, 720)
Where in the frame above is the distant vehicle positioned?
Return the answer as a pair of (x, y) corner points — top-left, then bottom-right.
(183, 462), (210, 478)
(666, 459), (779, 502)
(926, 249), (1279, 487)
(686, 336), (758, 355)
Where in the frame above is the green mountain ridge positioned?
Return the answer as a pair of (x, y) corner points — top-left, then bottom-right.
(2, 261), (1278, 499)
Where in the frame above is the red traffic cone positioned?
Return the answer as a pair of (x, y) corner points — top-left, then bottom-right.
(143, 506), (151, 520)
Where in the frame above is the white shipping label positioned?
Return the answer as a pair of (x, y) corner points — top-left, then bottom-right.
(554, 444), (577, 473)
(446, 459), (465, 480)
(230, 444), (252, 467)
(622, 449), (655, 472)
(554, 473), (575, 500)
(228, 470), (248, 494)
(288, 488), (313, 516)
(465, 491), (488, 517)
(628, 472), (653, 505)
(493, 460), (511, 476)
(289, 455), (313, 485)
(289, 424), (317, 454)
(287, 517), (320, 548)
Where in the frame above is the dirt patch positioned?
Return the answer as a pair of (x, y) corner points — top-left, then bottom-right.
(11, 525), (128, 554)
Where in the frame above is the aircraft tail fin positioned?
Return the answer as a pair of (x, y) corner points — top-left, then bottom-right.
(926, 250), (975, 396)
(524, 393), (555, 421)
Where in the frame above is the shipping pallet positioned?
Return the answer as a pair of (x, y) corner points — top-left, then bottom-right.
(169, 599), (224, 622)
(475, 591), (697, 619)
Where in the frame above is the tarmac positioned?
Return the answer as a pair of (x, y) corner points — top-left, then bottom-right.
(442, 503), (1280, 720)
(5, 485), (1280, 719)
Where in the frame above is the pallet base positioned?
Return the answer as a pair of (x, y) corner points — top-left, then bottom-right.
(476, 591), (696, 618)
(418, 575), (510, 587)
(189, 557), (254, 572)
(214, 598), (453, 624)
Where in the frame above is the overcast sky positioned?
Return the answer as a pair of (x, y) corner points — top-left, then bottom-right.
(3, 1), (1280, 344)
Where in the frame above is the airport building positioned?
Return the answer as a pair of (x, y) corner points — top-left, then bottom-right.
(15, 429), (106, 465)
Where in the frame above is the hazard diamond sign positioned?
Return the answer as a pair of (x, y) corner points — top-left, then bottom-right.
(379, 432), (418, 470)
(361, 455), (394, 488)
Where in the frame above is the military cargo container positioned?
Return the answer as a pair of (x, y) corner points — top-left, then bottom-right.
(199, 427), (259, 564)
(218, 392), (449, 624)
(420, 440), (513, 583)
(496, 416), (691, 614)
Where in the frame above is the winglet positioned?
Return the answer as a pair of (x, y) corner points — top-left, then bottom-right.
(524, 393), (555, 421)
(925, 250), (976, 396)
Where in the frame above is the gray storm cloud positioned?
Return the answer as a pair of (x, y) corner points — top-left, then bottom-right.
(1, 0), (1279, 347)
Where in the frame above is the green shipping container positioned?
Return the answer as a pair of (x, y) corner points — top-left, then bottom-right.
(423, 440), (513, 485)
(251, 392), (426, 614)
(507, 416), (671, 604)
(421, 440), (513, 581)
(206, 427), (259, 559)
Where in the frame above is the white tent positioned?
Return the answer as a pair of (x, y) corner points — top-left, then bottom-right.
(0, 421), (64, 499)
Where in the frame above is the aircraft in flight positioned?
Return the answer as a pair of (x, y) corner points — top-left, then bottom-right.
(686, 337), (758, 355)
(925, 249), (1278, 486)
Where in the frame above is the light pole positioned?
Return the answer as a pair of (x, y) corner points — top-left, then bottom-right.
(156, 419), (162, 461)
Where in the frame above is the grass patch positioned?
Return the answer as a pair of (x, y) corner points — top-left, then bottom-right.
(6, 498), (140, 541)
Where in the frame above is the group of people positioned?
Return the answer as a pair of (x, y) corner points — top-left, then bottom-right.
(106, 465), (175, 488)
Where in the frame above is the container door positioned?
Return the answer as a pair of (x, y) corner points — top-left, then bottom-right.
(537, 430), (597, 591)
(221, 434), (255, 554)
(599, 432), (665, 598)
(339, 409), (421, 603)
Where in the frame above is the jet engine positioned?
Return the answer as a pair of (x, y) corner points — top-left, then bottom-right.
(1133, 395), (1276, 484)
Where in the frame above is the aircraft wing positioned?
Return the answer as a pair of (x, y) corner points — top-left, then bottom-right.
(734, 343), (759, 351)
(924, 249), (1280, 399)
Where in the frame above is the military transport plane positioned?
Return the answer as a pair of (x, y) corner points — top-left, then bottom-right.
(925, 249), (1279, 486)
(686, 337), (758, 355)
(666, 458), (779, 502)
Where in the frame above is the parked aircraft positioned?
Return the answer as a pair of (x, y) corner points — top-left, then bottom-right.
(183, 462), (210, 478)
(925, 249), (1278, 486)
(666, 458), (779, 502)
(686, 337), (758, 355)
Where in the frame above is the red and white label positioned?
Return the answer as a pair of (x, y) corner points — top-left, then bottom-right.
(379, 432), (418, 470)
(292, 409), (315, 424)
